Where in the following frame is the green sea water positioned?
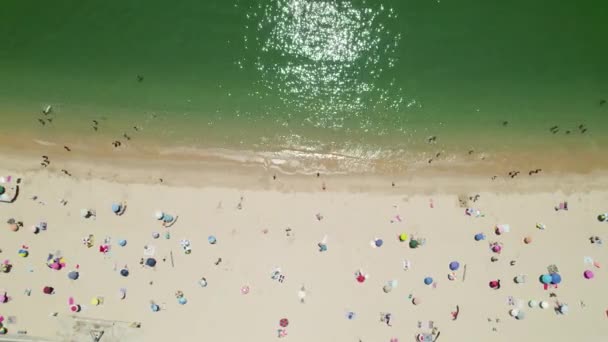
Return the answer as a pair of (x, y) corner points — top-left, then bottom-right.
(1, 0), (607, 170)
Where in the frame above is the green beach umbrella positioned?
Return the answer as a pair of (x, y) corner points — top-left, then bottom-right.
(0, 186), (5, 195)
(409, 239), (419, 249)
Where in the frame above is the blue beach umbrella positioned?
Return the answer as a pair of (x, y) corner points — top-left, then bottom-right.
(474, 233), (485, 241)
(118, 239), (127, 247)
(540, 274), (552, 284)
(375, 239), (383, 247)
(120, 269), (129, 277)
(208, 236), (217, 245)
(111, 203), (121, 213)
(449, 261), (460, 271)
(151, 303), (160, 312)
(551, 273), (562, 284)
(145, 258), (157, 267)
(424, 277), (433, 285)
(68, 271), (79, 280)
(178, 297), (187, 305)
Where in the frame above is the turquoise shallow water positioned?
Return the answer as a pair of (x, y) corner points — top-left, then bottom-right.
(0, 0), (607, 166)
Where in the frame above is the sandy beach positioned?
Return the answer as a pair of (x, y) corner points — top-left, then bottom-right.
(0, 151), (607, 342)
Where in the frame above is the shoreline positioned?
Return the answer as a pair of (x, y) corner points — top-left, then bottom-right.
(1, 145), (608, 195)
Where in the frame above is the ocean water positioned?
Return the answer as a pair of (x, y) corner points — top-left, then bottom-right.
(1, 0), (607, 172)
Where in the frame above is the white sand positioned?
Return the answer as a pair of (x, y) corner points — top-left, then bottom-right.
(0, 164), (607, 341)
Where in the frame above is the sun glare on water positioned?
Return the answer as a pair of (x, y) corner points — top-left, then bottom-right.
(242, 0), (406, 130)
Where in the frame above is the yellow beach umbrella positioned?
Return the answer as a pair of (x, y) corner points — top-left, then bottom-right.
(399, 233), (408, 242)
(90, 297), (100, 306)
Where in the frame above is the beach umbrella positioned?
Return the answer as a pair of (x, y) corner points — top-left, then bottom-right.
(118, 239), (127, 247)
(80, 209), (90, 218)
(0, 327), (6, 335)
(514, 275), (525, 284)
(111, 203), (121, 213)
(68, 271), (79, 280)
(540, 301), (549, 309)
(120, 269), (129, 277)
(375, 239), (383, 247)
(584, 270), (594, 279)
(145, 258), (157, 267)
(409, 240), (419, 249)
(0, 293), (7, 303)
(598, 214), (606, 222)
(516, 311), (526, 320)
(491, 245), (502, 253)
(474, 233), (485, 241)
(43, 286), (54, 294)
(449, 261), (460, 271)
(383, 284), (393, 293)
(509, 309), (519, 317)
(208, 236), (217, 244)
(152, 232), (160, 239)
(551, 273), (562, 284)
(424, 277), (433, 285)
(540, 274), (552, 284)
(178, 297), (187, 305)
(412, 297), (421, 305)
(150, 303), (160, 312)
(90, 298), (100, 306)
(558, 304), (569, 314)
(356, 274), (366, 283)
(163, 214), (174, 223)
(70, 304), (81, 312)
(528, 300), (538, 308)
(155, 211), (164, 220)
(524, 236), (532, 244)
(0, 186), (5, 195)
(279, 318), (289, 327)
(399, 233), (408, 242)
(346, 311), (356, 320)
(18, 249), (28, 258)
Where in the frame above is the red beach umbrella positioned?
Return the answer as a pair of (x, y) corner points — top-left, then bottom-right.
(279, 318), (289, 327)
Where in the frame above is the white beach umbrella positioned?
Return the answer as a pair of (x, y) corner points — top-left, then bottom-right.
(155, 211), (164, 220)
(80, 209), (90, 218)
(509, 309), (519, 317)
(528, 300), (538, 308)
(540, 301), (549, 309)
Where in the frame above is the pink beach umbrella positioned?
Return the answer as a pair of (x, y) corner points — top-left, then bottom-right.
(492, 245), (502, 253)
(0, 292), (8, 303)
(584, 270), (594, 279)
